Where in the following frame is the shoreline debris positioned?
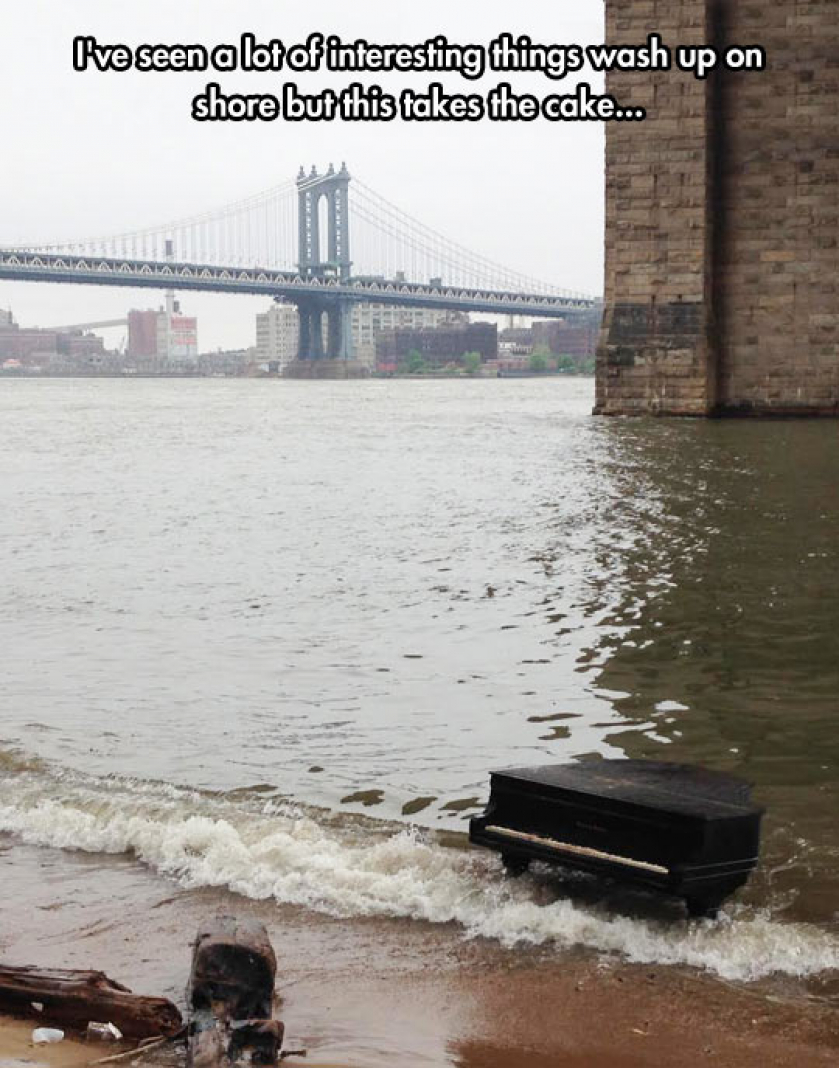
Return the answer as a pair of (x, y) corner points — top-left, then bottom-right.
(0, 965), (182, 1040)
(187, 916), (284, 1067)
(2, 916), (287, 1066)
(32, 1026), (65, 1044)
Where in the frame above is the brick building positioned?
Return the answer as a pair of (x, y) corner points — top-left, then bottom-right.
(0, 310), (106, 371)
(128, 310), (159, 359)
(376, 322), (497, 372)
(128, 299), (197, 369)
(533, 310), (600, 361)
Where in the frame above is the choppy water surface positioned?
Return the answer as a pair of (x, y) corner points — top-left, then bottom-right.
(1, 378), (838, 989)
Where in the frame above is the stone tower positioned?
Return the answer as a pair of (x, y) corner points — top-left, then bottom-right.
(596, 0), (839, 416)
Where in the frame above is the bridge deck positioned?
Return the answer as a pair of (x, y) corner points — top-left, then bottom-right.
(0, 250), (595, 318)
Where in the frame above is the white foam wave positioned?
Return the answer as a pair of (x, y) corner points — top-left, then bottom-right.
(2, 768), (838, 984)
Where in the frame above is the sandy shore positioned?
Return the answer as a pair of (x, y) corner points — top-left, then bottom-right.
(1, 839), (837, 1068)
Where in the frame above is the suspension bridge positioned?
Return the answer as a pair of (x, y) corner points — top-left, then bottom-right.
(0, 163), (596, 362)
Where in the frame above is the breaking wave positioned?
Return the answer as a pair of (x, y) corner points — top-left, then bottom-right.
(2, 748), (838, 985)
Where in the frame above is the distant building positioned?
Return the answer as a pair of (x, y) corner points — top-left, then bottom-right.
(495, 310), (601, 371)
(0, 309), (111, 373)
(127, 310), (158, 359)
(255, 300), (463, 369)
(499, 327), (534, 356)
(54, 332), (107, 371)
(128, 295), (198, 369)
(166, 310), (199, 368)
(0, 309), (56, 365)
(256, 302), (299, 369)
(376, 321), (497, 372)
(351, 304), (466, 368)
(0, 309), (104, 371)
(531, 310), (600, 361)
(197, 348), (255, 376)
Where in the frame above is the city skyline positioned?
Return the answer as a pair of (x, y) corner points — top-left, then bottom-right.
(0, 294), (600, 377)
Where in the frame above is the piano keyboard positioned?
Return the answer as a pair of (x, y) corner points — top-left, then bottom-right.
(484, 824), (669, 876)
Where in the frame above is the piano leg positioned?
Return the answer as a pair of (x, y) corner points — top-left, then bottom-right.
(685, 895), (724, 920)
(501, 854), (530, 877)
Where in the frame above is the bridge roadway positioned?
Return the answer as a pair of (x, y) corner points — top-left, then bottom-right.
(0, 249), (595, 319)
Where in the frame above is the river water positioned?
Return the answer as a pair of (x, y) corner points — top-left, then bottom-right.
(1, 377), (838, 997)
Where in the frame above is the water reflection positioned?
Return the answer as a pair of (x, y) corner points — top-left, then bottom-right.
(560, 419), (839, 925)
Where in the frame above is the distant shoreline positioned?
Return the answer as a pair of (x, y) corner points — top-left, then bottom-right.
(0, 371), (596, 381)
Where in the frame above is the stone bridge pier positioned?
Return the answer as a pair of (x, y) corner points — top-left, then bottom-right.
(596, 0), (838, 416)
(294, 297), (354, 361)
(285, 295), (365, 377)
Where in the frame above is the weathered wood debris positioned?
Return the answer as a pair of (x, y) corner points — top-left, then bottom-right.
(186, 917), (284, 1067)
(0, 964), (182, 1040)
(0, 917), (286, 1066)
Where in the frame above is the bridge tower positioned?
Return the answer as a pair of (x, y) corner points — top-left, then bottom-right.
(297, 162), (351, 283)
(291, 163), (355, 365)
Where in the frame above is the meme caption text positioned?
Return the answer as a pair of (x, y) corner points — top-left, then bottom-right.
(73, 33), (767, 123)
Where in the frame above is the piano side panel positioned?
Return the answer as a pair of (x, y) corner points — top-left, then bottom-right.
(699, 810), (763, 865)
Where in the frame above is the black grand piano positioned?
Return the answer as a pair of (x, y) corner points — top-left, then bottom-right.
(469, 760), (764, 917)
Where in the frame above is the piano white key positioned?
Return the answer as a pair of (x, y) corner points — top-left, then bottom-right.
(484, 824), (669, 876)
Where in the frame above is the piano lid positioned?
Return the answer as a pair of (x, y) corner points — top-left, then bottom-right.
(489, 760), (764, 821)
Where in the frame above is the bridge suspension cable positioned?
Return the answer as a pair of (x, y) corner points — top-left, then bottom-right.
(13, 179), (299, 271)
(349, 179), (585, 298)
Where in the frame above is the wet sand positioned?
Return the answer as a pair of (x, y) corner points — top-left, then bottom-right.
(1, 840), (837, 1068)
(0, 1018), (99, 1068)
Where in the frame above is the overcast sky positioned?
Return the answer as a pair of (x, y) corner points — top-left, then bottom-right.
(1, 0), (605, 350)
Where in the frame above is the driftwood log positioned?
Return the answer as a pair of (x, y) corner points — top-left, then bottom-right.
(187, 917), (284, 1067)
(0, 965), (182, 1039)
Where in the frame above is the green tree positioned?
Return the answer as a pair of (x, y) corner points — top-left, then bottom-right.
(406, 349), (427, 374)
(556, 353), (576, 373)
(463, 351), (481, 375)
(529, 350), (548, 373)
